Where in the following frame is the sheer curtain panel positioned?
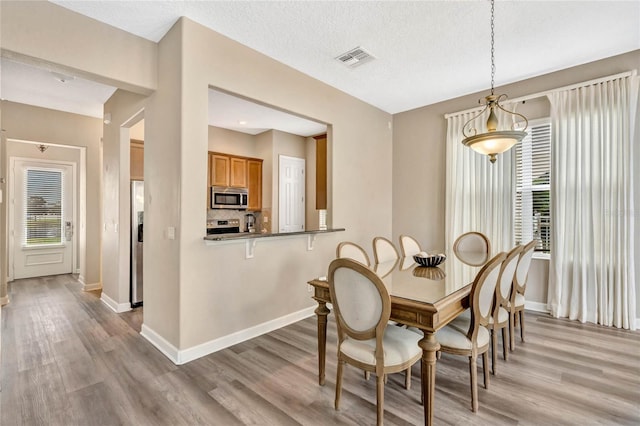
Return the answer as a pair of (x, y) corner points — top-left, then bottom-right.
(547, 74), (638, 330)
(445, 109), (515, 285)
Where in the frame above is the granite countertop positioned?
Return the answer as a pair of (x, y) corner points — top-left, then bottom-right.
(203, 228), (345, 241)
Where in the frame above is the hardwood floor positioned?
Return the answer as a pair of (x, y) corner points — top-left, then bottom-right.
(2, 274), (639, 425)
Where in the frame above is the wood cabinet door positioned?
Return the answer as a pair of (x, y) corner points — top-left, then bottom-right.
(130, 140), (144, 180)
(230, 157), (247, 188)
(247, 159), (263, 211)
(210, 154), (230, 187)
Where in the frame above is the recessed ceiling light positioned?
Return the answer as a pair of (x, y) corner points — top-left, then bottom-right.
(238, 120), (248, 125)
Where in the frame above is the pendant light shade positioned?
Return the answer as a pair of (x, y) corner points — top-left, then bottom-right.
(461, 0), (528, 163)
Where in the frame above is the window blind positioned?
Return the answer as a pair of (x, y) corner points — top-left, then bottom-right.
(23, 168), (63, 245)
(515, 120), (551, 252)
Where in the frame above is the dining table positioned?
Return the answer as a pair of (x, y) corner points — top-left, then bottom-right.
(307, 251), (489, 425)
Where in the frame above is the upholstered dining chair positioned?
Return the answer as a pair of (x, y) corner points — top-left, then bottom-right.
(436, 251), (506, 412)
(453, 232), (491, 266)
(399, 235), (422, 258)
(373, 237), (400, 264)
(453, 245), (521, 375)
(488, 245), (522, 374)
(328, 258), (422, 425)
(336, 241), (371, 267)
(509, 240), (536, 351)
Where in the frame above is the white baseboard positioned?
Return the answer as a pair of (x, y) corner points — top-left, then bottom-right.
(525, 301), (549, 313)
(141, 305), (316, 365)
(100, 292), (131, 313)
(140, 324), (180, 364)
(83, 282), (102, 292)
(75, 268), (81, 274)
(636, 318), (640, 330)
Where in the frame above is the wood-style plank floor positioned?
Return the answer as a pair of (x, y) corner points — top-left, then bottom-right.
(1, 274), (639, 425)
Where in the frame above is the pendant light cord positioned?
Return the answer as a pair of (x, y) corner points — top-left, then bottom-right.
(490, 0), (495, 96)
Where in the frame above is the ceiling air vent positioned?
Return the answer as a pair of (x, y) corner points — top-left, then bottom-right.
(335, 46), (375, 68)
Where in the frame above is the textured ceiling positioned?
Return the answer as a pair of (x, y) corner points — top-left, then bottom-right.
(2, 1), (638, 134)
(49, 0), (640, 114)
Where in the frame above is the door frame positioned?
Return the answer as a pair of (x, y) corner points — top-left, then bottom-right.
(6, 141), (84, 282)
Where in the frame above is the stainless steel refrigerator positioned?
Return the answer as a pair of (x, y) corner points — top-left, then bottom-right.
(131, 180), (144, 307)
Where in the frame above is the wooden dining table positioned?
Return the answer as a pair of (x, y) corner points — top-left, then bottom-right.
(308, 253), (487, 425)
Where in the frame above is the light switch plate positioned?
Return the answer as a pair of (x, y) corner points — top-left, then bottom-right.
(167, 226), (176, 240)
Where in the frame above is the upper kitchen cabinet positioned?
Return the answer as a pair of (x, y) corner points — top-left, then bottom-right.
(208, 152), (263, 211)
(130, 139), (144, 180)
(210, 153), (230, 187)
(247, 159), (263, 211)
(230, 157), (247, 188)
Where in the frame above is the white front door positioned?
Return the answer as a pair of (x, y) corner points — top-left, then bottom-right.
(11, 159), (74, 279)
(279, 155), (305, 233)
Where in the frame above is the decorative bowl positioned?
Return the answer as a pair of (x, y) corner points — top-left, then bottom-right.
(413, 252), (446, 267)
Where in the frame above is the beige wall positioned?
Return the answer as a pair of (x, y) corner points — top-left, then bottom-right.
(102, 90), (148, 308)
(255, 131), (274, 230)
(171, 17), (391, 349)
(393, 50), (640, 314)
(207, 126), (256, 157)
(0, 1), (157, 96)
(1, 102), (102, 294)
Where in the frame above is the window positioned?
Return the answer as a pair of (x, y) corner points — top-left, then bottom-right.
(23, 168), (63, 245)
(514, 119), (551, 252)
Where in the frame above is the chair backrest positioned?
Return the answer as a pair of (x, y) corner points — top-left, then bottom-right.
(336, 241), (371, 267)
(373, 236), (399, 264)
(496, 245), (523, 309)
(467, 252), (506, 341)
(328, 258), (390, 346)
(514, 240), (536, 296)
(399, 235), (422, 258)
(453, 232), (491, 266)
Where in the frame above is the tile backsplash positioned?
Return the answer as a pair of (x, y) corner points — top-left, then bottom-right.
(207, 209), (264, 232)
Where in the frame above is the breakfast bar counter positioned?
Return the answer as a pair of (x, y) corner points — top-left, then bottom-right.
(203, 228), (345, 241)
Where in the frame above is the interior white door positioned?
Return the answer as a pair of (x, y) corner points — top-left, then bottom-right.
(278, 155), (305, 233)
(12, 160), (74, 279)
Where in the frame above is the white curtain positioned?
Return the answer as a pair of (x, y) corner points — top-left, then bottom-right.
(445, 109), (515, 285)
(547, 75), (638, 330)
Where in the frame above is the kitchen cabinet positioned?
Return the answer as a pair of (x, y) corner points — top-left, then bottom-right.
(208, 152), (263, 211)
(229, 157), (247, 188)
(210, 154), (230, 187)
(247, 159), (262, 211)
(314, 134), (327, 209)
(130, 139), (144, 180)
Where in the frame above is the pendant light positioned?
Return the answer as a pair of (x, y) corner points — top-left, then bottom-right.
(462, 0), (528, 163)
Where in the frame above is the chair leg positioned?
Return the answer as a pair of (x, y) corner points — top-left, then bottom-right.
(519, 310), (526, 342)
(469, 355), (478, 413)
(405, 367), (411, 390)
(509, 312), (516, 351)
(491, 328), (497, 375)
(384, 374), (388, 384)
(335, 360), (344, 410)
(482, 351), (490, 390)
(376, 374), (385, 426)
(364, 371), (370, 380)
(501, 327), (508, 361)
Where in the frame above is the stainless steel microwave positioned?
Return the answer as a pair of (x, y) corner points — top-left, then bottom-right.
(211, 186), (248, 209)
